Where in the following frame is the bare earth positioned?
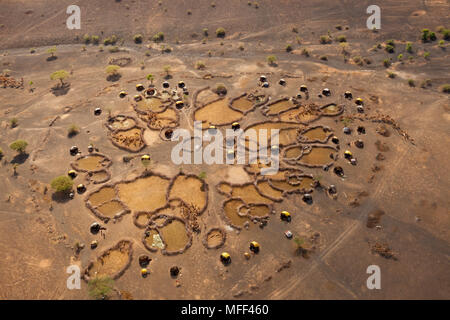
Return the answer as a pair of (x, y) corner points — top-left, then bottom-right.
(0, 0), (449, 300)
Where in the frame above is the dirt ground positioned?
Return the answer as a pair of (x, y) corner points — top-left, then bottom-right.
(0, 0), (449, 300)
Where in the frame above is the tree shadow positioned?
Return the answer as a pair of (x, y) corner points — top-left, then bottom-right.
(10, 153), (29, 164)
(51, 191), (72, 204)
(107, 74), (122, 82)
(51, 83), (71, 96)
(46, 56), (58, 62)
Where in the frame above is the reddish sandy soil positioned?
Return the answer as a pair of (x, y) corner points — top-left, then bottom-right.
(0, 0), (449, 299)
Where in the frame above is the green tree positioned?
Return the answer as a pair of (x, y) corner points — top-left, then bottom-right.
(47, 46), (57, 57)
(106, 65), (120, 75)
(146, 74), (154, 85)
(9, 139), (28, 153)
(50, 70), (69, 86)
(267, 55), (277, 66)
(50, 175), (74, 193)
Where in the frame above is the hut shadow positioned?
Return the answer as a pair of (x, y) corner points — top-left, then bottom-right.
(51, 83), (71, 96)
(10, 153), (29, 164)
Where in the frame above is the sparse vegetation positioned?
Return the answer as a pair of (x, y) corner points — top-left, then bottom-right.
(51, 175), (74, 193)
(9, 139), (28, 154)
(83, 34), (91, 44)
(195, 60), (206, 70)
(146, 74), (154, 85)
(103, 35), (118, 46)
(163, 65), (171, 78)
(406, 42), (413, 53)
(106, 65), (120, 76)
(216, 27), (226, 38)
(214, 83), (227, 95)
(424, 51), (430, 59)
(441, 84), (450, 93)
(319, 35), (332, 44)
(91, 35), (100, 44)
(267, 55), (277, 66)
(50, 70), (69, 86)
(387, 72), (396, 79)
(408, 79), (415, 87)
(68, 124), (80, 137)
(88, 276), (114, 300)
(133, 34), (143, 44)
(383, 59), (391, 68)
(285, 44), (293, 52)
(198, 171), (207, 180)
(385, 40), (395, 53)
(301, 48), (310, 57)
(336, 35), (347, 43)
(152, 32), (164, 42)
(353, 56), (363, 66)
(388, 72), (397, 79)
(47, 46), (57, 58)
(10, 118), (18, 128)
(421, 29), (436, 42)
(108, 46), (120, 53)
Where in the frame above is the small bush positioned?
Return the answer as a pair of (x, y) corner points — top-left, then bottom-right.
(10, 118), (18, 128)
(408, 79), (415, 87)
(133, 34), (143, 44)
(0, 148), (3, 158)
(387, 72), (396, 79)
(152, 32), (164, 42)
(285, 44), (293, 52)
(383, 59), (391, 68)
(203, 28), (209, 36)
(301, 48), (310, 57)
(442, 29), (450, 40)
(51, 176), (74, 193)
(441, 84), (450, 93)
(103, 35), (118, 46)
(91, 35), (100, 45)
(83, 34), (91, 44)
(9, 140), (28, 153)
(406, 42), (413, 53)
(106, 65), (120, 75)
(68, 124), (80, 137)
(336, 35), (347, 42)
(267, 55), (277, 65)
(216, 28), (226, 38)
(353, 56), (363, 66)
(397, 53), (403, 61)
(420, 79), (432, 88)
(214, 83), (227, 95)
(320, 55), (328, 61)
(109, 46), (120, 53)
(195, 60), (206, 70)
(30, 48), (36, 54)
(424, 51), (430, 59)
(429, 32), (437, 41)
(319, 35), (332, 44)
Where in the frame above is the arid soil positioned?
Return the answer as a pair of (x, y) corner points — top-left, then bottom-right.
(0, 0), (449, 300)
